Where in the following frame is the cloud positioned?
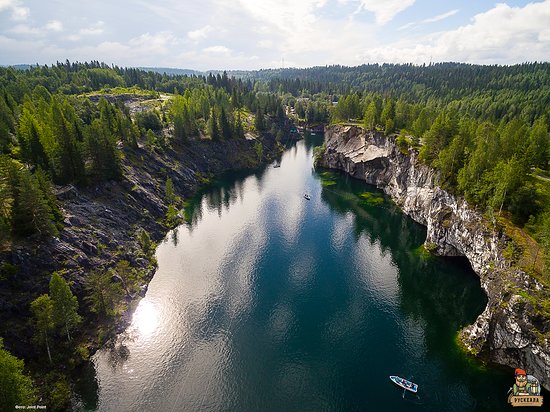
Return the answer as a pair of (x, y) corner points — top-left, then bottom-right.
(80, 21), (104, 36)
(203, 45), (230, 55)
(188, 25), (213, 41)
(45, 20), (63, 32)
(354, 0), (416, 24)
(237, 0), (327, 33)
(128, 31), (179, 55)
(8, 23), (40, 35)
(0, 0), (29, 21)
(399, 8), (459, 30)
(358, 1), (550, 64)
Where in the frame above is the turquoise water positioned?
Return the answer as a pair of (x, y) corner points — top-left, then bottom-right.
(85, 136), (516, 411)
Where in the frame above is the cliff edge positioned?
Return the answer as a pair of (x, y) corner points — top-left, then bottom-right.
(320, 125), (550, 389)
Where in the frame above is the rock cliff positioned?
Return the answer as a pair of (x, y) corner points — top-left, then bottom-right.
(0, 134), (280, 358)
(320, 125), (550, 389)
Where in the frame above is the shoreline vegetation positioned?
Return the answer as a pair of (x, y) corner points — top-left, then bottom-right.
(0, 61), (549, 410)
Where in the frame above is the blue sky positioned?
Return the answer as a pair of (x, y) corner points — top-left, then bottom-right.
(0, 0), (549, 70)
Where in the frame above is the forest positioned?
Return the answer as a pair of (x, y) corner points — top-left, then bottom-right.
(0, 60), (549, 409)
(0, 61), (289, 409)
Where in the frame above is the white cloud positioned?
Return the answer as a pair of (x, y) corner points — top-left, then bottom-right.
(354, 0), (416, 24)
(45, 20), (63, 32)
(399, 8), (459, 30)
(203, 45), (230, 55)
(423, 9), (459, 24)
(8, 23), (40, 35)
(128, 31), (179, 54)
(188, 25), (213, 41)
(80, 21), (104, 36)
(237, 0), (327, 33)
(0, 0), (29, 21)
(358, 1), (550, 64)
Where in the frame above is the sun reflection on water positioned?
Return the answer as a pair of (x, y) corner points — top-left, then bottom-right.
(132, 300), (159, 338)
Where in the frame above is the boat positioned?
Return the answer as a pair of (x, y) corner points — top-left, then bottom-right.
(273, 164), (281, 168)
(389, 376), (418, 393)
(304, 194), (311, 200)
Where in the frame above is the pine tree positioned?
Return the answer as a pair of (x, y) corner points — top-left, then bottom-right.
(85, 271), (124, 317)
(85, 119), (121, 181)
(219, 107), (232, 140)
(208, 108), (220, 141)
(234, 111), (245, 139)
(12, 169), (56, 237)
(50, 99), (85, 184)
(165, 177), (176, 204)
(254, 107), (265, 132)
(49, 272), (81, 342)
(17, 108), (49, 170)
(30, 294), (54, 364)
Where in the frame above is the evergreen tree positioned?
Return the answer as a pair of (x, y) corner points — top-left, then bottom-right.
(219, 107), (232, 140)
(85, 119), (121, 181)
(113, 260), (139, 296)
(207, 108), (220, 141)
(380, 98), (395, 126)
(234, 111), (245, 139)
(49, 272), (81, 342)
(85, 270), (124, 317)
(254, 107), (265, 132)
(526, 117), (549, 168)
(0, 156), (14, 242)
(165, 177), (176, 204)
(50, 99), (85, 184)
(12, 169), (56, 237)
(30, 294), (54, 364)
(363, 102), (377, 130)
(17, 108), (49, 170)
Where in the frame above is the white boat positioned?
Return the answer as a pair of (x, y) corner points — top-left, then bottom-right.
(389, 376), (418, 393)
(304, 194), (311, 200)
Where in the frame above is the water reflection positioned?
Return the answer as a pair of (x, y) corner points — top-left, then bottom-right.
(86, 135), (510, 412)
(131, 300), (159, 338)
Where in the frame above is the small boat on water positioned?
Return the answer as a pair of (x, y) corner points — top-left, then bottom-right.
(390, 376), (418, 393)
(304, 194), (311, 200)
(273, 164), (281, 168)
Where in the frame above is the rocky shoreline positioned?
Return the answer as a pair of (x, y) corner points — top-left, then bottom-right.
(0, 133), (281, 361)
(319, 125), (550, 389)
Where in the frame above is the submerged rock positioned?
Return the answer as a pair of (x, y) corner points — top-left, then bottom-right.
(320, 125), (550, 389)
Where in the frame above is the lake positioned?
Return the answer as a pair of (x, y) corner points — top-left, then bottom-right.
(81, 135), (513, 411)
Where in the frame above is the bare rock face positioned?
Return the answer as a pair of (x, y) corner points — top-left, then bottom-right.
(320, 125), (550, 389)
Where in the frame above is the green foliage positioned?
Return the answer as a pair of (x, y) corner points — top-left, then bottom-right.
(43, 372), (71, 412)
(363, 102), (377, 130)
(138, 229), (154, 257)
(135, 110), (162, 132)
(165, 204), (180, 227)
(12, 168), (57, 237)
(165, 177), (176, 204)
(84, 270), (124, 317)
(254, 140), (263, 161)
(254, 107), (265, 132)
(30, 294), (54, 364)
(112, 260), (139, 296)
(0, 338), (37, 409)
(49, 272), (81, 341)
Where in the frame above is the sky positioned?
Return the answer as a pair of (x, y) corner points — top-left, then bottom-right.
(0, 0), (549, 70)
